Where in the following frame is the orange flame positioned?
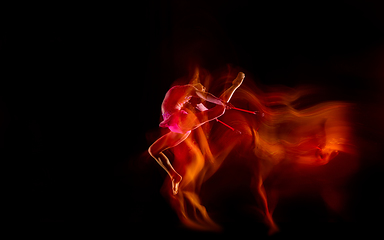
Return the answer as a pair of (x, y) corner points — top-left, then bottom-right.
(158, 67), (357, 233)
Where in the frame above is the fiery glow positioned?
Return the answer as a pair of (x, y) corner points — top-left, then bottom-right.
(154, 67), (356, 233)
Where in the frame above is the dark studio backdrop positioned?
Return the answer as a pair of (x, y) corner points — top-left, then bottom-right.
(2, 0), (384, 236)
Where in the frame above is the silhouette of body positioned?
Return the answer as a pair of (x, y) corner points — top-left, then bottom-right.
(148, 72), (245, 194)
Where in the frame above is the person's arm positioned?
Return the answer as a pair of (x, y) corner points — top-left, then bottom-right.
(194, 89), (225, 106)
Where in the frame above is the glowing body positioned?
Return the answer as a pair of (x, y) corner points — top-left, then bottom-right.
(148, 73), (245, 194)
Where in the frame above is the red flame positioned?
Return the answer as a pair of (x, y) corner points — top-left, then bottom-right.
(151, 67), (357, 233)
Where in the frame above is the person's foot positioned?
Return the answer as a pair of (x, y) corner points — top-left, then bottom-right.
(232, 72), (245, 87)
(171, 173), (182, 195)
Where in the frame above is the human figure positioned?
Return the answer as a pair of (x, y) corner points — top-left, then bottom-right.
(148, 72), (245, 194)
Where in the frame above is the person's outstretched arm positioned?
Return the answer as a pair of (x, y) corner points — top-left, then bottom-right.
(194, 90), (225, 106)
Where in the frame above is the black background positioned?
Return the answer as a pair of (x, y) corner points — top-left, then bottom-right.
(2, 0), (384, 237)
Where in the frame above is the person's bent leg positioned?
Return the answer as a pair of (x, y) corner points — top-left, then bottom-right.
(193, 72), (245, 125)
(220, 72), (245, 103)
(148, 131), (191, 194)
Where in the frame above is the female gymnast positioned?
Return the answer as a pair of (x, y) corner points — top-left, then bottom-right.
(148, 72), (245, 195)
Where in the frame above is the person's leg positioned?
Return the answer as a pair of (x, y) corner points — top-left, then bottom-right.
(148, 131), (191, 194)
(194, 72), (245, 124)
(220, 72), (245, 103)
